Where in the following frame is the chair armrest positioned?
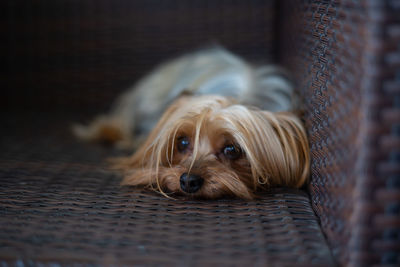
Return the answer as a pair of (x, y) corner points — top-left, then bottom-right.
(280, 1), (400, 265)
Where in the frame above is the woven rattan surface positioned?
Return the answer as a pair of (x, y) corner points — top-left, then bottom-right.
(2, 0), (277, 113)
(281, 0), (400, 266)
(0, 113), (334, 266)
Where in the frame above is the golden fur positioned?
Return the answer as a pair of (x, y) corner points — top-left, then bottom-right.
(114, 95), (310, 199)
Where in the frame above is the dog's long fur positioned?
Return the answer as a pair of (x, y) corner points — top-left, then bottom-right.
(73, 47), (310, 199)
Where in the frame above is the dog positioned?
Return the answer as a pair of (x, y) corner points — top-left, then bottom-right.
(73, 47), (310, 199)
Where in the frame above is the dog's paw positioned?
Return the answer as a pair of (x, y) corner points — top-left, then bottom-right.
(72, 116), (130, 147)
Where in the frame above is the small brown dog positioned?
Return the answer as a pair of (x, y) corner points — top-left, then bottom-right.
(74, 47), (310, 199)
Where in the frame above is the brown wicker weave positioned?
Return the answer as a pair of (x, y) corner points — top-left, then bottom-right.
(2, 0), (399, 266)
(0, 113), (334, 266)
(2, 0), (277, 113)
(281, 0), (400, 266)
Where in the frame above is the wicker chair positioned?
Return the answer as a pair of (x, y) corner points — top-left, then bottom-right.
(1, 1), (398, 266)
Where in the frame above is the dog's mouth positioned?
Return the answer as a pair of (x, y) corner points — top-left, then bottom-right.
(158, 188), (205, 199)
(159, 180), (217, 200)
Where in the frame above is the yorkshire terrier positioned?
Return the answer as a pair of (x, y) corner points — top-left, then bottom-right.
(73, 47), (310, 199)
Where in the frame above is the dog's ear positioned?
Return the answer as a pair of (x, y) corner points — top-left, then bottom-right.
(270, 112), (310, 187)
(228, 109), (310, 188)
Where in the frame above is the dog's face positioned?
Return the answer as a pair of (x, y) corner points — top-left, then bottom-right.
(119, 95), (309, 199)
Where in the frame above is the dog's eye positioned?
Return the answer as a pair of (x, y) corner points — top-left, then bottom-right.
(177, 136), (190, 152)
(222, 144), (241, 160)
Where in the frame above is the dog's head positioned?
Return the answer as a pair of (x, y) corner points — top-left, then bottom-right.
(118, 95), (309, 199)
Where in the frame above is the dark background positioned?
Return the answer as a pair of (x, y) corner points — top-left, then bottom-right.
(2, 0), (278, 115)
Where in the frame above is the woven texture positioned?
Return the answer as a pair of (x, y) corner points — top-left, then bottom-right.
(280, 0), (400, 266)
(2, 0), (277, 113)
(0, 113), (334, 266)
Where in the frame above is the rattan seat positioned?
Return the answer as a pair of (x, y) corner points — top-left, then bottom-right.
(0, 113), (334, 266)
(2, 0), (399, 266)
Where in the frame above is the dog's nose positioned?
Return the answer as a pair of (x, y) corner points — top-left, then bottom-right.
(180, 173), (204, 193)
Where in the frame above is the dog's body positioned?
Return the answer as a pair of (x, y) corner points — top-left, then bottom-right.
(74, 47), (309, 199)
